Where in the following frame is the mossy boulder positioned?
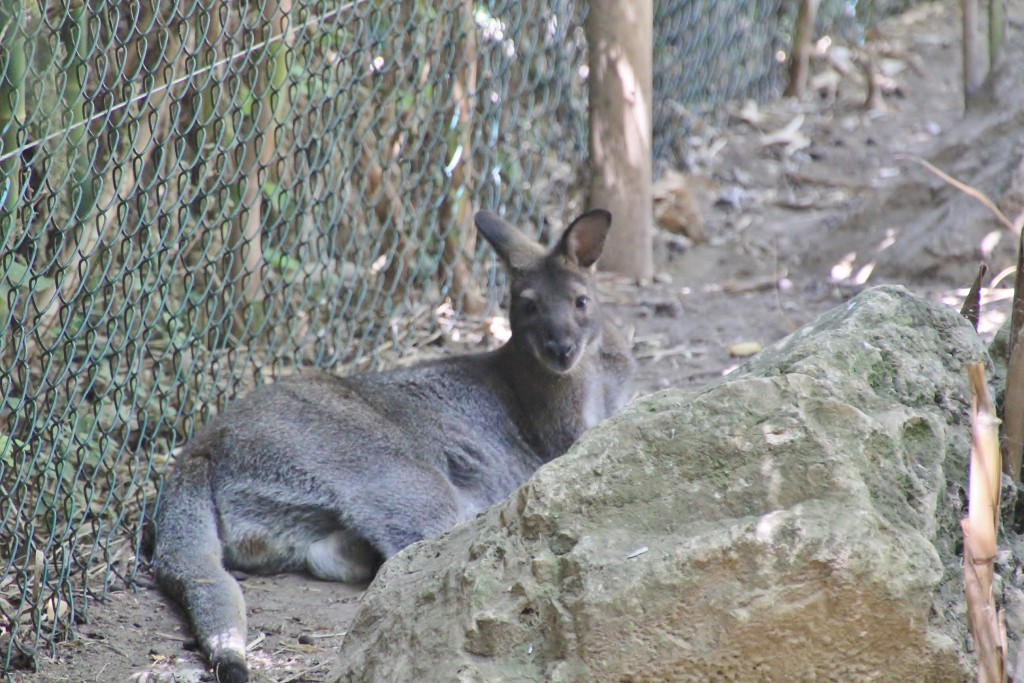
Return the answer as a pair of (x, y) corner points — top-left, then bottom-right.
(330, 286), (987, 682)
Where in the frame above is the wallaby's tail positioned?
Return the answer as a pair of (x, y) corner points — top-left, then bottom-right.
(153, 450), (249, 683)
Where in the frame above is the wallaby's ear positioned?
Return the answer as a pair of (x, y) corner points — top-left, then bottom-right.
(557, 209), (612, 268)
(475, 211), (545, 272)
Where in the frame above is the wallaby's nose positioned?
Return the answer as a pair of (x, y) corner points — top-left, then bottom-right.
(545, 340), (576, 367)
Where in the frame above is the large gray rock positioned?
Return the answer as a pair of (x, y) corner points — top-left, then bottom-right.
(330, 285), (987, 682)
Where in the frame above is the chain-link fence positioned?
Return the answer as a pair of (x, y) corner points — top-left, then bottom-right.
(0, 0), (906, 673)
(651, 0), (907, 167)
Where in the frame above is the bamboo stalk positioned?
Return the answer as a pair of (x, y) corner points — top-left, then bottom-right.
(267, 1), (291, 129)
(179, 0), (238, 349)
(62, 2), (97, 231)
(438, 0), (484, 316)
(0, 0), (26, 228)
(988, 0), (1005, 71)
(262, 0), (291, 199)
(360, 137), (407, 293)
(230, 0), (291, 319)
(100, 3), (178, 237)
(198, 0), (234, 154)
(20, 16), (60, 248)
(961, 0), (981, 109)
(192, 0), (236, 246)
(30, 1), (98, 347)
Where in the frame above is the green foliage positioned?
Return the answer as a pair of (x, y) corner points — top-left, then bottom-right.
(0, 434), (26, 469)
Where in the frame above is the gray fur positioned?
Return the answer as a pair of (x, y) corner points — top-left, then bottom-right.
(152, 209), (635, 683)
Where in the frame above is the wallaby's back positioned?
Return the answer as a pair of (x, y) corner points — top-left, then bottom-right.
(153, 209), (635, 683)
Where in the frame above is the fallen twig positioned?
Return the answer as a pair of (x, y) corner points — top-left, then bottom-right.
(633, 343), (706, 363)
(899, 155), (1015, 231)
(276, 661), (330, 683)
(246, 632), (267, 652)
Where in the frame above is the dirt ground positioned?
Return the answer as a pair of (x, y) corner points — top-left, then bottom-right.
(16, 2), (1024, 681)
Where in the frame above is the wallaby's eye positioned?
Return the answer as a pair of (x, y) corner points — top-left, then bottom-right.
(575, 295), (589, 311)
(519, 298), (537, 315)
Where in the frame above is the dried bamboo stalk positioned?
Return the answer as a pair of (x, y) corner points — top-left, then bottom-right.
(960, 263), (987, 331)
(964, 362), (1006, 683)
(1011, 230), (1024, 358)
(1004, 233), (1024, 485)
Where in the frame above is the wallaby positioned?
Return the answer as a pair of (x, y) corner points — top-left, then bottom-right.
(152, 209), (635, 683)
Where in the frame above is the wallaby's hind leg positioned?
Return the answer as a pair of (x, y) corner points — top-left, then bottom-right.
(213, 460), (463, 580)
(154, 457), (249, 683)
(331, 463), (469, 562)
(305, 529), (378, 582)
(158, 560), (248, 683)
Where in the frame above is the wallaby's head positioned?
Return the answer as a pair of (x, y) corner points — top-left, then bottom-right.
(475, 210), (612, 375)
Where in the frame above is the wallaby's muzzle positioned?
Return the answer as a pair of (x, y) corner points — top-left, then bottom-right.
(543, 339), (583, 373)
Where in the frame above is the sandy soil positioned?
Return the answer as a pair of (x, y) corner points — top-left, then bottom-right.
(16, 2), (1024, 681)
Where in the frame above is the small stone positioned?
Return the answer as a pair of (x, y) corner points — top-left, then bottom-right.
(653, 301), (683, 318)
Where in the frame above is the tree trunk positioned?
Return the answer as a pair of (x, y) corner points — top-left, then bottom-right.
(587, 0), (653, 282)
(784, 0), (819, 99)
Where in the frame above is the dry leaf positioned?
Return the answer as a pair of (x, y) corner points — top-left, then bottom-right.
(737, 100), (764, 127)
(728, 341), (762, 357)
(759, 114), (810, 155)
(653, 170), (705, 241)
(759, 114), (805, 146)
(43, 596), (70, 624)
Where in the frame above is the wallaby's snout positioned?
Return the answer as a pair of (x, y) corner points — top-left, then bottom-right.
(537, 307), (594, 373)
(545, 338), (577, 370)
(511, 283), (598, 375)
(516, 282), (598, 374)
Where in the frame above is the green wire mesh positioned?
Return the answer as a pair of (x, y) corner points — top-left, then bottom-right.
(0, 0), (908, 673)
